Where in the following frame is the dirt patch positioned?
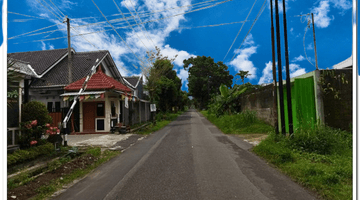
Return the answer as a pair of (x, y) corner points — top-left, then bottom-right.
(237, 134), (268, 146)
(7, 154), (97, 200)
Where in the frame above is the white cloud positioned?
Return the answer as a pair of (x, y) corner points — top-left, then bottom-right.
(177, 68), (189, 89)
(230, 46), (258, 80)
(307, 43), (314, 50)
(229, 34), (258, 80)
(161, 44), (196, 67)
(312, 1), (333, 28)
(40, 41), (55, 50)
(26, 0), (195, 80)
(330, 0), (352, 10)
(289, 63), (306, 78)
(121, 0), (139, 9)
(258, 61), (274, 85)
(292, 55), (306, 62)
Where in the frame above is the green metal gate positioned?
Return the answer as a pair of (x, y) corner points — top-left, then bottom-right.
(279, 77), (317, 133)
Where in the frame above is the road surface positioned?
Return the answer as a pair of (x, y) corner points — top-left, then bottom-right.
(54, 109), (317, 200)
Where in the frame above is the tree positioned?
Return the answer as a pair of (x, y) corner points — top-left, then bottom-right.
(183, 56), (233, 109)
(235, 70), (251, 85)
(144, 47), (183, 112)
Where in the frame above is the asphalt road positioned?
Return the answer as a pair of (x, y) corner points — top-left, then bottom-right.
(54, 109), (317, 200)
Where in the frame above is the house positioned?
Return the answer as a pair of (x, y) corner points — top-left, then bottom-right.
(7, 58), (39, 149)
(123, 75), (151, 124)
(8, 48), (151, 134)
(63, 66), (133, 133)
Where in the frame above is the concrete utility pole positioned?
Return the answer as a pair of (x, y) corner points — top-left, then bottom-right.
(64, 16), (72, 84)
(282, 0), (293, 135)
(311, 13), (319, 70)
(270, 0), (279, 134)
(274, 0), (286, 134)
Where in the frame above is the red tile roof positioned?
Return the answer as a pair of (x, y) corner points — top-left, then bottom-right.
(65, 67), (132, 92)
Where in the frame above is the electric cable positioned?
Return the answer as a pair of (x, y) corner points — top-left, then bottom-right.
(230, 0), (267, 62)
(92, 0), (150, 69)
(8, 11), (47, 19)
(112, 0), (151, 52)
(223, 0), (258, 61)
(124, 0), (156, 49)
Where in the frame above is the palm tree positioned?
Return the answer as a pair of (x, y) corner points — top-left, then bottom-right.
(235, 70), (251, 85)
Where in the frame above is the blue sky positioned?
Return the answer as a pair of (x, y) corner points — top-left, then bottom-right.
(6, 0), (353, 91)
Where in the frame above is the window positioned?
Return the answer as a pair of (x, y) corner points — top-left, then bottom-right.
(97, 103), (105, 117)
(111, 101), (116, 117)
(96, 119), (105, 131)
(55, 102), (61, 112)
(47, 102), (53, 113)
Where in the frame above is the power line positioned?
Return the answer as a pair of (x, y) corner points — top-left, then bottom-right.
(223, 0), (258, 61)
(35, 0), (100, 50)
(42, 0), (63, 19)
(9, 0), (225, 40)
(173, 20), (248, 30)
(8, 22), (62, 40)
(8, 11), (47, 19)
(12, 0), (232, 45)
(112, 0), (151, 52)
(13, 20), (249, 44)
(92, 0), (150, 69)
(49, 0), (65, 17)
(230, 0), (267, 62)
(124, 0), (156, 49)
(8, 19), (38, 23)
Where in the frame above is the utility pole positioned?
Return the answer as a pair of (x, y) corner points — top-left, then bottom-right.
(270, 0), (278, 134)
(64, 16), (72, 84)
(282, 0), (293, 135)
(311, 13), (319, 70)
(274, 0), (286, 134)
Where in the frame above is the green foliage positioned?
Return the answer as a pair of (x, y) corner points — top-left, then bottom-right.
(20, 101), (53, 147)
(183, 56), (233, 109)
(7, 143), (54, 166)
(22, 101), (53, 126)
(201, 110), (273, 134)
(145, 53), (186, 112)
(288, 124), (352, 155)
(253, 129), (352, 200)
(86, 148), (101, 157)
(235, 70), (251, 85)
(208, 84), (247, 116)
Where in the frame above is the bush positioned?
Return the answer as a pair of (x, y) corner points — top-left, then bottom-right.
(288, 124), (351, 155)
(20, 101), (53, 148)
(8, 143), (54, 166)
(22, 101), (52, 126)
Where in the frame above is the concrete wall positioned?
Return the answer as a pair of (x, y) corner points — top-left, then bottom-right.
(320, 69), (352, 131)
(240, 84), (275, 125)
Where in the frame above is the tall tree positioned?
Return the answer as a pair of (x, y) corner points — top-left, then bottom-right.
(235, 70), (251, 85)
(144, 47), (184, 112)
(183, 56), (233, 109)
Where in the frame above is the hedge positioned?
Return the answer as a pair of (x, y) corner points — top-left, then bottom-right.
(8, 143), (55, 166)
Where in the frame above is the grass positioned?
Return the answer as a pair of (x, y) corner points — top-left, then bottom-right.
(200, 110), (273, 134)
(135, 110), (185, 135)
(32, 148), (121, 200)
(252, 125), (352, 200)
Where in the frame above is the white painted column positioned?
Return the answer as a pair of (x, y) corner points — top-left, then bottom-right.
(79, 101), (83, 132)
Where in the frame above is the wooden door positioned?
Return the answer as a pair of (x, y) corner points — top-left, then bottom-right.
(83, 102), (96, 132)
